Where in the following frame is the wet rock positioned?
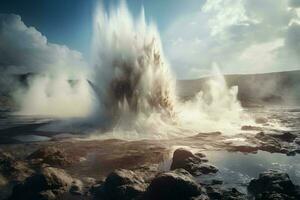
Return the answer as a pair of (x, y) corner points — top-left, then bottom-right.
(133, 164), (160, 183)
(9, 167), (75, 200)
(295, 138), (300, 145)
(0, 150), (33, 181)
(206, 186), (246, 200)
(248, 170), (300, 200)
(145, 169), (204, 200)
(270, 132), (297, 143)
(286, 150), (297, 156)
(255, 132), (282, 153)
(222, 188), (246, 200)
(241, 126), (263, 131)
(94, 169), (147, 200)
(194, 163), (218, 175)
(211, 179), (223, 185)
(170, 148), (217, 176)
(206, 186), (222, 199)
(171, 148), (195, 169)
(27, 147), (72, 167)
(255, 117), (268, 124)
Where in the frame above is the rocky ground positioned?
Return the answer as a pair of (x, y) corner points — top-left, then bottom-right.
(0, 106), (299, 199)
(0, 125), (300, 200)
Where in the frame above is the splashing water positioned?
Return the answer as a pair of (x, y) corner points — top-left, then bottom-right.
(12, 1), (254, 139)
(91, 2), (176, 126)
(89, 2), (254, 140)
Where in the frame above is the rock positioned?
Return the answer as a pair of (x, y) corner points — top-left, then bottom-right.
(171, 148), (195, 170)
(145, 169), (204, 200)
(170, 148), (216, 176)
(69, 180), (83, 195)
(27, 147), (71, 167)
(222, 188), (246, 200)
(0, 150), (32, 181)
(295, 138), (300, 145)
(255, 117), (268, 124)
(206, 186), (222, 199)
(194, 163), (218, 175)
(211, 179), (223, 185)
(9, 167), (75, 200)
(38, 190), (57, 200)
(270, 132), (297, 143)
(206, 186), (246, 200)
(255, 132), (282, 153)
(286, 150), (296, 156)
(241, 126), (263, 131)
(256, 192), (295, 200)
(248, 170), (300, 200)
(95, 169), (147, 200)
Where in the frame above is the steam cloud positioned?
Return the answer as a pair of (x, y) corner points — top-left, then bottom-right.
(0, 14), (94, 118)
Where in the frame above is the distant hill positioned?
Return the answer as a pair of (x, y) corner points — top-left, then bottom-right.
(1, 70), (299, 111)
(177, 70), (300, 107)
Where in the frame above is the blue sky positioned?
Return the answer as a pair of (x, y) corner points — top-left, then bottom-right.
(0, 0), (204, 58)
(0, 0), (299, 78)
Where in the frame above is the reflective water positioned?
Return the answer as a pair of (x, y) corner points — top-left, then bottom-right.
(201, 150), (300, 193)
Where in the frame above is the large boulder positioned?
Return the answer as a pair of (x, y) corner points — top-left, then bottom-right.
(248, 170), (300, 200)
(9, 167), (80, 200)
(145, 169), (204, 200)
(170, 148), (217, 176)
(94, 169), (147, 200)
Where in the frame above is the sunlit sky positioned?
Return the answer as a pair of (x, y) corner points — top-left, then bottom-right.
(0, 0), (300, 79)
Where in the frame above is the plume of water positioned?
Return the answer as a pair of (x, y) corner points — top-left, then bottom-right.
(13, 1), (253, 139)
(90, 2), (252, 139)
(91, 1), (176, 125)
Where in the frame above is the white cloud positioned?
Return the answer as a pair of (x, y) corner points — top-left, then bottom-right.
(0, 14), (94, 118)
(0, 14), (87, 77)
(163, 0), (300, 79)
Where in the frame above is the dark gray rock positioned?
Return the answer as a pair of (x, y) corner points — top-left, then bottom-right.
(170, 148), (217, 176)
(270, 132), (297, 143)
(248, 170), (300, 200)
(206, 186), (246, 200)
(94, 169), (147, 200)
(9, 167), (75, 200)
(145, 169), (204, 200)
(255, 132), (283, 153)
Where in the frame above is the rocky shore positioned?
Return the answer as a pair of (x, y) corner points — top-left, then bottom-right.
(0, 106), (300, 200)
(1, 141), (300, 200)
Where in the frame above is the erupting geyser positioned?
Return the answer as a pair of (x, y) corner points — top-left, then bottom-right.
(92, 2), (176, 123)
(88, 2), (252, 139)
(14, 1), (253, 139)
